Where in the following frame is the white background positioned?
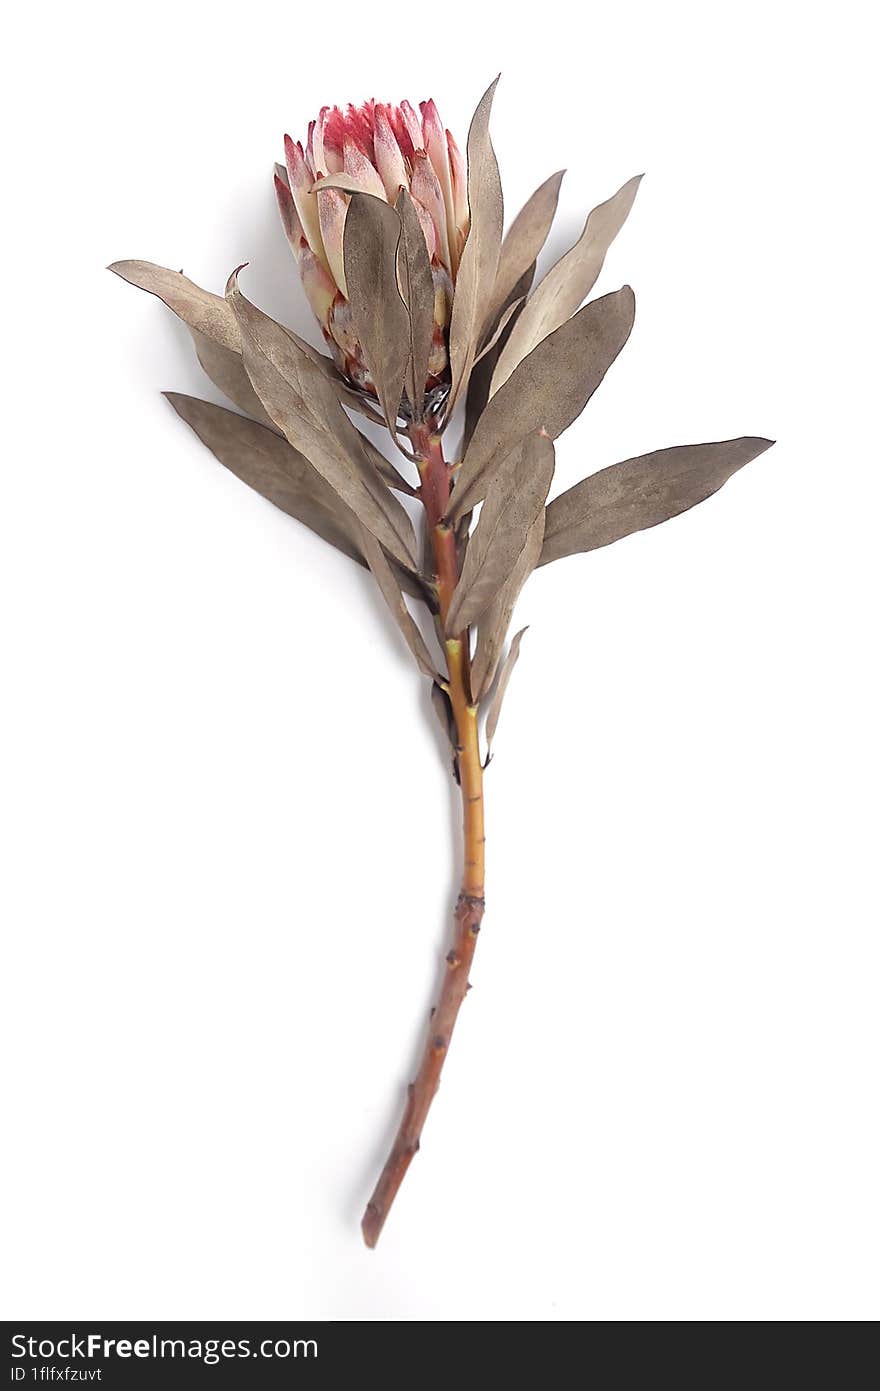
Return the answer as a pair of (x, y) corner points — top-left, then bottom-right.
(3, 0), (878, 1321)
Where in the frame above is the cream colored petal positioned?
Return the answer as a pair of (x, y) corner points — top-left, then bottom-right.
(411, 152), (451, 273)
(410, 194), (438, 261)
(298, 246), (338, 326)
(399, 100), (424, 153)
(275, 173), (304, 259)
(316, 182), (349, 296)
(421, 100), (457, 267)
(343, 137), (387, 201)
(319, 107), (343, 174)
(311, 109), (328, 176)
(374, 105), (409, 201)
(284, 134), (330, 274)
(447, 128), (469, 239)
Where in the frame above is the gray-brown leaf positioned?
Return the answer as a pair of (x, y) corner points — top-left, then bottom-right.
(451, 285), (636, 520)
(395, 187), (435, 421)
(446, 77), (504, 418)
(108, 260), (239, 350)
(540, 437), (775, 565)
(358, 526), (440, 680)
(446, 433), (555, 634)
(464, 267), (532, 454)
(483, 170), (565, 336)
(109, 257), (386, 429)
(343, 194), (409, 432)
(164, 393), (364, 565)
(228, 274), (418, 570)
(491, 174), (642, 393)
(189, 329), (275, 427)
(475, 295), (526, 364)
(430, 681), (457, 751)
(471, 510), (545, 698)
(484, 627), (528, 752)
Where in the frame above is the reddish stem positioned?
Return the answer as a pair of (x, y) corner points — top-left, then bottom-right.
(361, 428), (486, 1248)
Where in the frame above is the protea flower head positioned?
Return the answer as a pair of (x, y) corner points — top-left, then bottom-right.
(275, 100), (468, 406)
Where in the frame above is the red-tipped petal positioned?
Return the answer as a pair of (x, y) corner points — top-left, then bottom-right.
(421, 99), (457, 273)
(274, 172), (304, 257)
(284, 134), (329, 272)
(315, 181), (349, 295)
(374, 104), (409, 201)
(411, 150), (451, 273)
(410, 193), (438, 261)
(298, 246), (338, 326)
(399, 100), (424, 154)
(342, 136), (386, 200)
(447, 128), (469, 240)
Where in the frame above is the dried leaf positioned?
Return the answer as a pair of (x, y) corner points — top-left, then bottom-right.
(540, 437), (775, 565)
(464, 267), (532, 453)
(189, 328), (275, 427)
(286, 327), (387, 426)
(228, 273), (419, 570)
(446, 434), (555, 634)
(430, 681), (457, 751)
(108, 260), (239, 349)
(343, 194), (409, 432)
(475, 295), (526, 364)
(358, 525), (440, 680)
(484, 628), (528, 752)
(361, 440), (418, 497)
(109, 257), (386, 429)
(164, 393), (364, 565)
(395, 187), (435, 421)
(483, 170), (565, 334)
(471, 510), (545, 698)
(491, 174), (642, 393)
(446, 78), (504, 417)
(451, 285), (635, 520)
(311, 172), (375, 197)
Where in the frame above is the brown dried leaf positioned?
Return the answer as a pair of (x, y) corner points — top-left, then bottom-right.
(475, 295), (525, 364)
(540, 437), (775, 565)
(108, 260), (239, 349)
(360, 439), (418, 497)
(358, 525), (440, 680)
(109, 257), (386, 429)
(446, 433), (555, 634)
(484, 627), (528, 752)
(189, 329), (275, 427)
(491, 174), (642, 393)
(484, 170), (565, 335)
(310, 173), (371, 197)
(451, 285), (636, 520)
(446, 78), (504, 417)
(463, 267), (532, 454)
(343, 194), (409, 432)
(228, 274), (418, 570)
(395, 187), (435, 421)
(430, 681), (457, 750)
(471, 510), (545, 698)
(164, 393), (364, 565)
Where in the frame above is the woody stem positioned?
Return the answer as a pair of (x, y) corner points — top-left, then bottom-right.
(360, 428), (486, 1249)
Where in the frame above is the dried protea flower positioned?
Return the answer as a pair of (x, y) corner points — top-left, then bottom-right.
(275, 100), (467, 410)
(110, 76), (774, 1250)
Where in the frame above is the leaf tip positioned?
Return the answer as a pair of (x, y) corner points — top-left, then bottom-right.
(224, 263), (249, 299)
